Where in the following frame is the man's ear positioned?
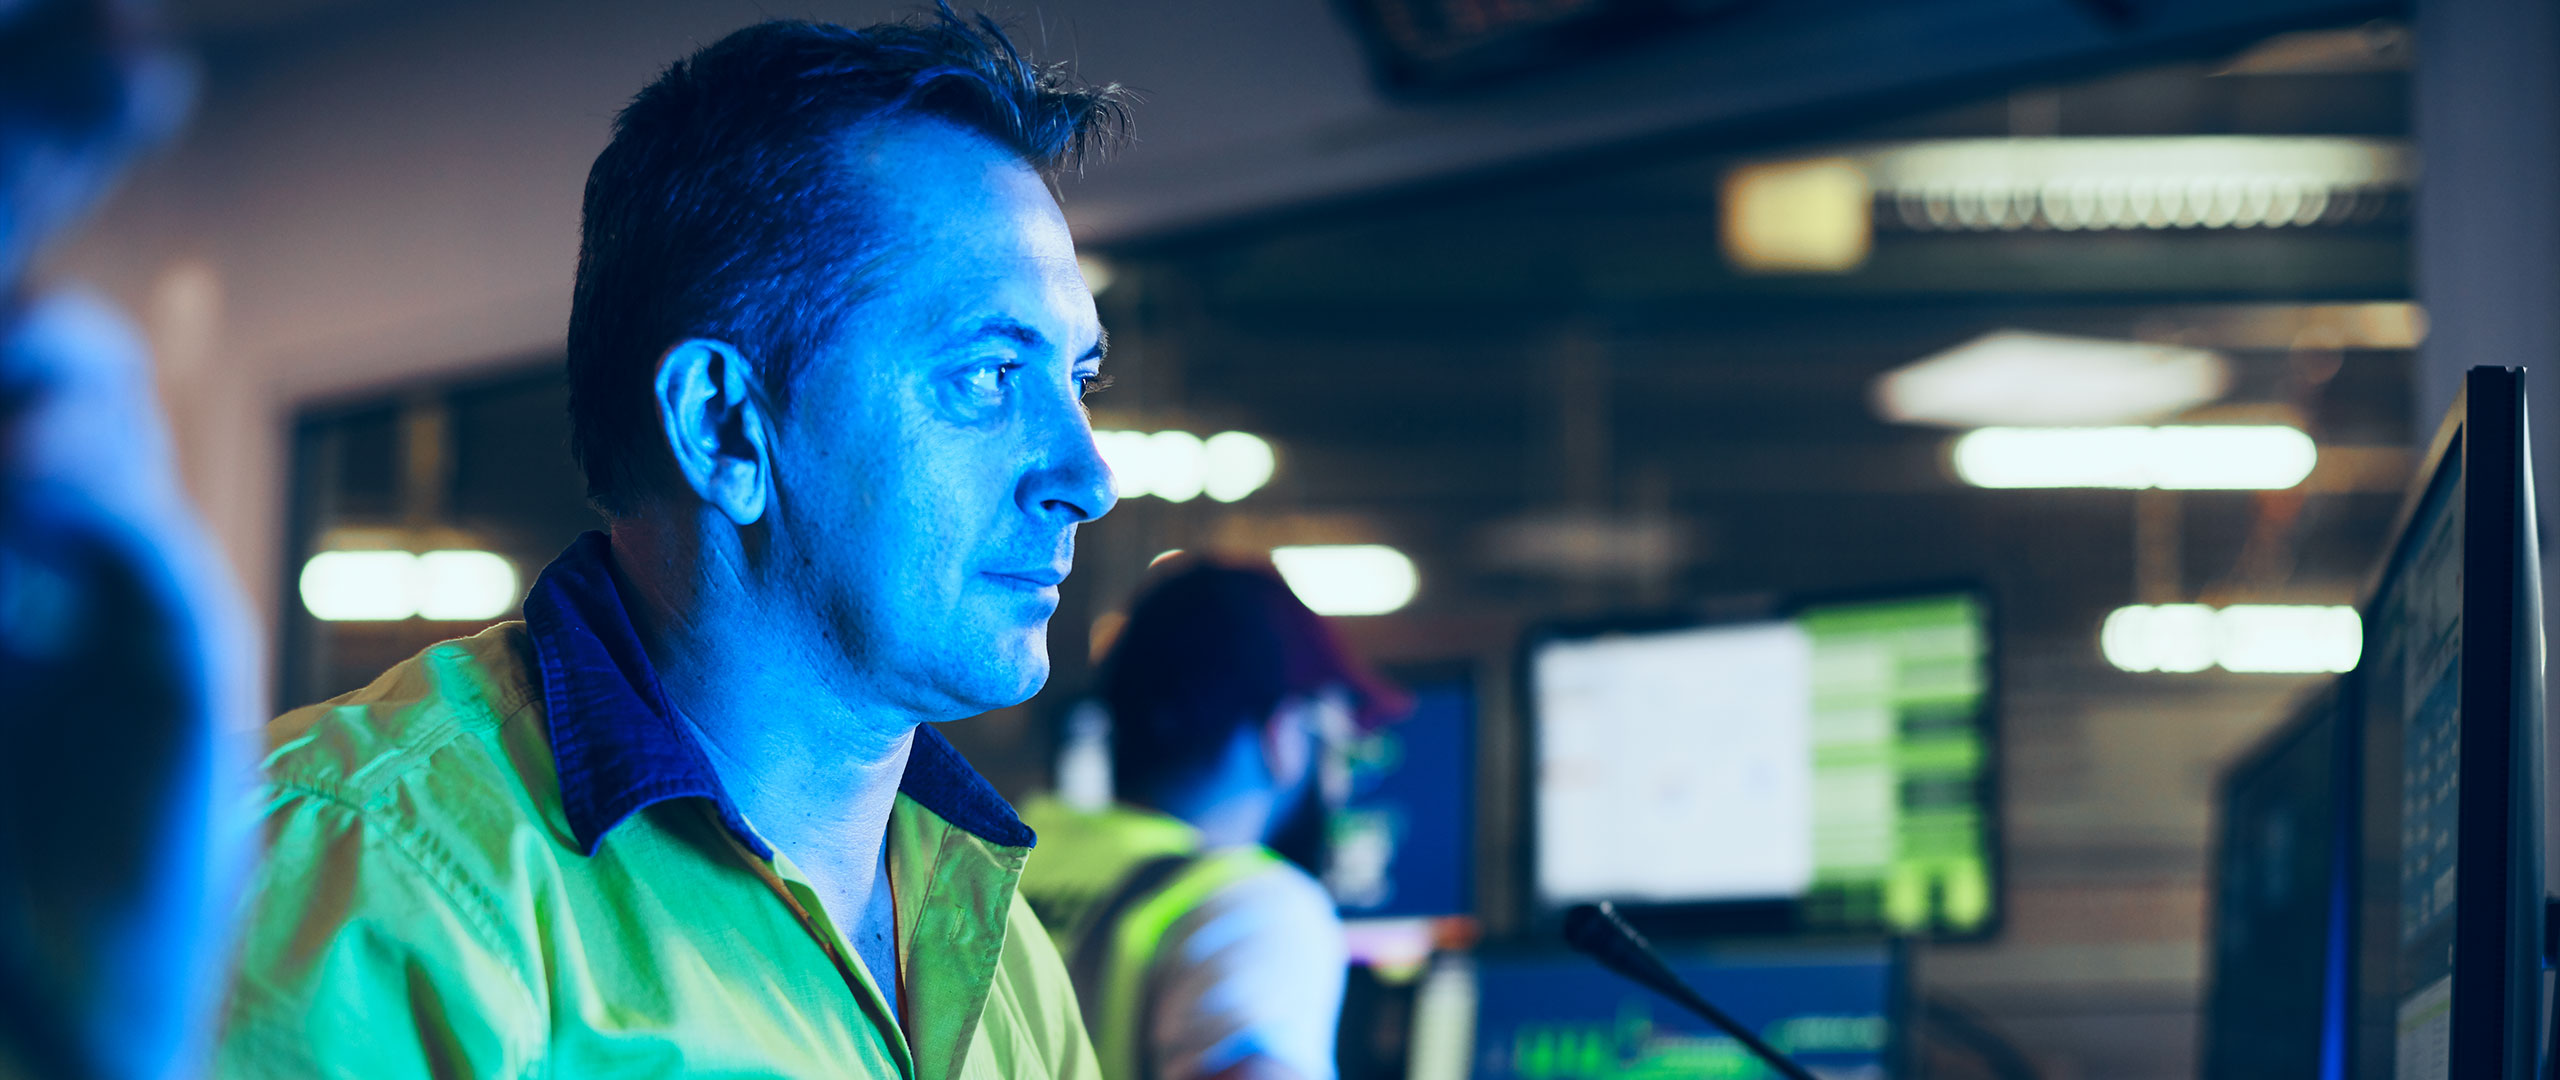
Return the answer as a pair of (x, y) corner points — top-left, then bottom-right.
(653, 338), (772, 527)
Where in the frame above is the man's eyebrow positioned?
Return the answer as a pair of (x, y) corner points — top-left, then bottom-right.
(960, 318), (1103, 362)
(965, 317), (1047, 351)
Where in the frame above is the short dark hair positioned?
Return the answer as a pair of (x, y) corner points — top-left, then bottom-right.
(564, 7), (1128, 514)
(1103, 559), (1406, 799)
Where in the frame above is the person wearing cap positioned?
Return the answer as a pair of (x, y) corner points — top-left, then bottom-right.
(1019, 558), (1408, 1080)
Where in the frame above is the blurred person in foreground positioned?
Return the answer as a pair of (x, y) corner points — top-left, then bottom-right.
(216, 9), (1125, 1077)
(0, 1), (258, 1078)
(1019, 559), (1409, 1080)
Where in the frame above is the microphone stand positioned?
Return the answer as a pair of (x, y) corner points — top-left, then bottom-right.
(1562, 902), (1824, 1080)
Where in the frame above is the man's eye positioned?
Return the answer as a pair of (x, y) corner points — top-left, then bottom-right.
(966, 362), (1018, 398)
(1079, 372), (1115, 398)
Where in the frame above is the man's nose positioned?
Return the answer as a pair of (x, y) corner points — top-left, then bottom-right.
(1021, 402), (1117, 523)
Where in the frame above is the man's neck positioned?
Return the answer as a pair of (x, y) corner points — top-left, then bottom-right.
(606, 524), (914, 904)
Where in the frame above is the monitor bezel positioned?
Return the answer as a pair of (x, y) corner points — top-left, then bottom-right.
(1515, 579), (2003, 943)
(2351, 366), (2544, 1080)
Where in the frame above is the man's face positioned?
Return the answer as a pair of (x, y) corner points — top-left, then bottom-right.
(761, 119), (1114, 722)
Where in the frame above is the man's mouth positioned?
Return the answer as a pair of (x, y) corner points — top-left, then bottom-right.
(984, 566), (1069, 589)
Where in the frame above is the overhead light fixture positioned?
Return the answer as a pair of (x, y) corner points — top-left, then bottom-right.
(1203, 431), (1278, 503)
(1876, 330), (2230, 428)
(1720, 157), (1873, 274)
(2102, 604), (2361, 674)
(1095, 428), (1278, 503)
(2101, 603), (2220, 673)
(298, 550), (419, 622)
(299, 549), (521, 622)
(1951, 426), (2317, 490)
(1858, 136), (2410, 233)
(1271, 544), (1419, 617)
(1144, 430), (1207, 502)
(414, 551), (520, 621)
(1728, 137), (2407, 249)
(2215, 605), (2367, 673)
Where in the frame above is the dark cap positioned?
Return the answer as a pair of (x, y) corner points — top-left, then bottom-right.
(1102, 556), (1411, 741)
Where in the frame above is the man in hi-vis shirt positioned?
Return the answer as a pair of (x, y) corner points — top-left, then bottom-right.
(218, 11), (1127, 1077)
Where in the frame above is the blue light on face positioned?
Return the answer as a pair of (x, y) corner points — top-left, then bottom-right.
(759, 121), (1112, 720)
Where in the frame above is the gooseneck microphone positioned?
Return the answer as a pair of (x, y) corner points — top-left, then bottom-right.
(1561, 902), (1824, 1080)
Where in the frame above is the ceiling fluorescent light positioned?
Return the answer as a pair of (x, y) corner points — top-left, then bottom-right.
(2101, 603), (2220, 673)
(1145, 430), (1208, 503)
(2216, 604), (2365, 673)
(1271, 544), (1420, 616)
(1204, 431), (1278, 503)
(1877, 330), (2229, 428)
(1096, 428), (1277, 503)
(300, 548), (520, 622)
(299, 550), (419, 622)
(415, 550), (521, 621)
(1952, 425), (2316, 490)
(2102, 603), (2360, 674)
(1858, 136), (2410, 233)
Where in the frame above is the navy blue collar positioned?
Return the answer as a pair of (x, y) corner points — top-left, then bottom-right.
(523, 532), (1036, 858)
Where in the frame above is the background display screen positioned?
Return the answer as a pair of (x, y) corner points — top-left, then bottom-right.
(1530, 593), (1995, 935)
(1407, 946), (1896, 1080)
(1329, 671), (1476, 919)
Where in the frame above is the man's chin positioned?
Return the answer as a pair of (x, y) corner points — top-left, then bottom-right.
(927, 634), (1050, 719)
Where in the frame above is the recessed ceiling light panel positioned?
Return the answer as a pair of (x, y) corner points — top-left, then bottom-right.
(1876, 330), (2230, 428)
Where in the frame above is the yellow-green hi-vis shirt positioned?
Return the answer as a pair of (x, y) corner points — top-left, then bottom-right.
(216, 533), (1099, 1079)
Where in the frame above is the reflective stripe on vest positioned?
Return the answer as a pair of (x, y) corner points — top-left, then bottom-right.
(1082, 847), (1286, 1080)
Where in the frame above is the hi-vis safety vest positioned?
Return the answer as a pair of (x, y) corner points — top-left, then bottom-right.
(1017, 796), (1287, 1080)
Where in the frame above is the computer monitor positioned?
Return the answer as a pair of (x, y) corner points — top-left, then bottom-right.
(1524, 588), (1997, 938)
(1404, 944), (1903, 1080)
(2352, 366), (2545, 1080)
(2202, 680), (2353, 1080)
(1329, 663), (1476, 920)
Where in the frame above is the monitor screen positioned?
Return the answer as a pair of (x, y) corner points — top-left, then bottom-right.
(2357, 451), (2465, 1080)
(1529, 591), (1996, 936)
(2203, 684), (2350, 1080)
(1329, 668), (1475, 919)
(1406, 945), (1898, 1080)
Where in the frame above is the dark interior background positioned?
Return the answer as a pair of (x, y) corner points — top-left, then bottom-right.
(272, 25), (2418, 1078)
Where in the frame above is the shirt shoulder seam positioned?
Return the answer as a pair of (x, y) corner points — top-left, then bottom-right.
(266, 690), (543, 810)
(261, 690), (551, 977)
(268, 781), (526, 971)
